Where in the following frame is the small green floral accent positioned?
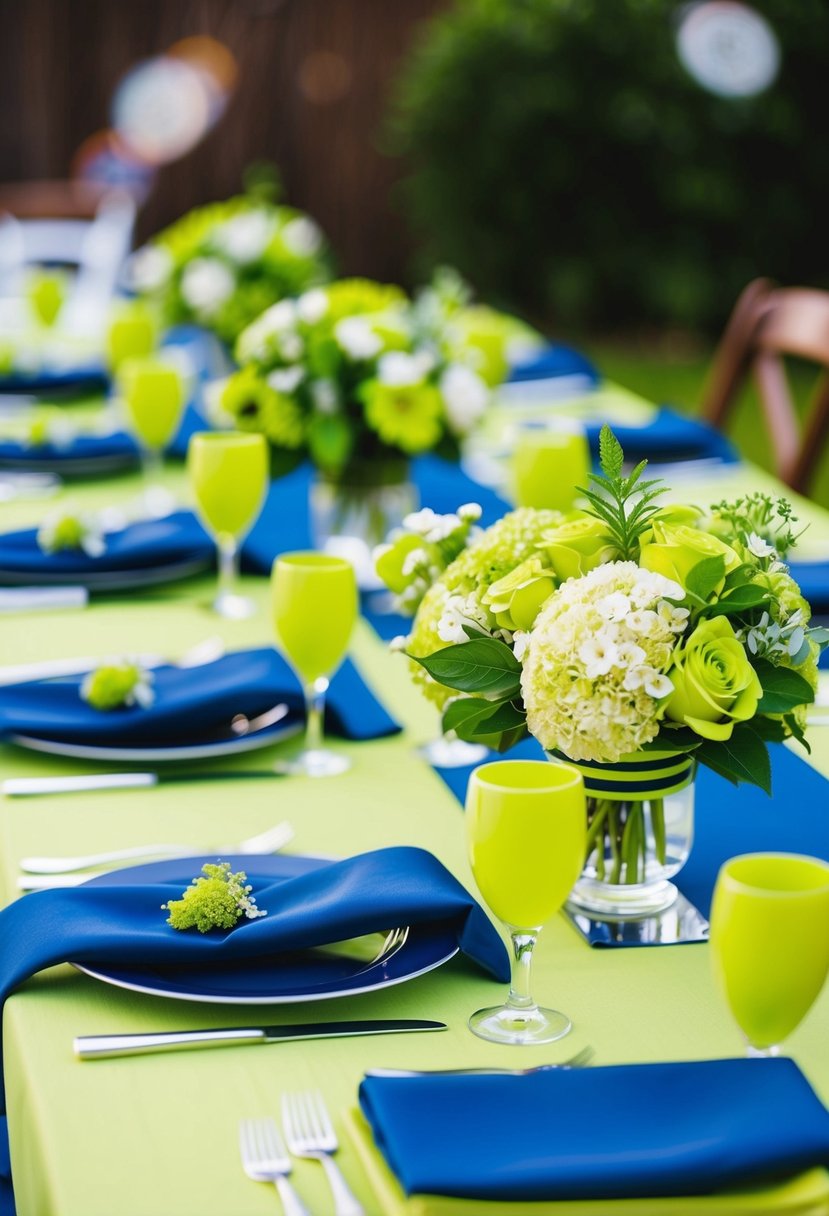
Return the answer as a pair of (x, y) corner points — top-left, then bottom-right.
(80, 662), (155, 711)
(37, 512), (105, 557)
(162, 862), (267, 933)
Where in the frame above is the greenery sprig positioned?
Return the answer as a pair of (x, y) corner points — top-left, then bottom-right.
(162, 862), (267, 933)
(578, 425), (666, 561)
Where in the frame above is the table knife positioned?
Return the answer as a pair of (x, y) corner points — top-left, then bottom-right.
(74, 1019), (447, 1059)
(4, 770), (281, 797)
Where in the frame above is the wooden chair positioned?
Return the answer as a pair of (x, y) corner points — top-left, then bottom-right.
(702, 278), (829, 496)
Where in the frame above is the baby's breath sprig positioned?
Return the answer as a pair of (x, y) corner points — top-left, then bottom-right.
(162, 862), (267, 933)
(578, 425), (666, 561)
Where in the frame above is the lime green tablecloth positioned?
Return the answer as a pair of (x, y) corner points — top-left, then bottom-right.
(2, 455), (829, 1216)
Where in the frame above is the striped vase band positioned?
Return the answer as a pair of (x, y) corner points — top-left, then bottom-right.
(546, 750), (694, 801)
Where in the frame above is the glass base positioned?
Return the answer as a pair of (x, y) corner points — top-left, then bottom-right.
(568, 876), (679, 918)
(274, 748), (351, 778)
(420, 736), (490, 768)
(468, 1004), (572, 1045)
(746, 1042), (781, 1058)
(212, 591), (257, 620)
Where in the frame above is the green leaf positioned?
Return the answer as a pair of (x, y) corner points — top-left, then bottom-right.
(640, 727), (703, 753)
(412, 637), (522, 699)
(599, 424), (624, 480)
(308, 414), (353, 472)
(463, 699), (526, 737)
(746, 716), (787, 743)
(701, 585), (770, 618)
(461, 621), (491, 640)
(783, 712), (811, 754)
(684, 555), (726, 602)
(442, 696), (502, 735)
(694, 726), (772, 794)
(753, 657), (816, 713)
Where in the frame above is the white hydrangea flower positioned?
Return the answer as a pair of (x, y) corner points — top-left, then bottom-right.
(334, 316), (382, 360)
(127, 245), (173, 292)
(296, 288), (329, 324)
(458, 502), (482, 522)
(277, 332), (304, 361)
(280, 216), (324, 257)
(513, 630), (531, 662)
(440, 364), (489, 435)
(521, 561), (687, 762)
(215, 210), (274, 264)
(746, 531), (777, 559)
(180, 258), (235, 316)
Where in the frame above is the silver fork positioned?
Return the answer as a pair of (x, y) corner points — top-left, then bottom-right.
(282, 1090), (364, 1216)
(365, 1043), (594, 1078)
(239, 1118), (309, 1216)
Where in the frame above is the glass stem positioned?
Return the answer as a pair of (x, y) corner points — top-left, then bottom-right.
(143, 446), (163, 486)
(746, 1042), (780, 1058)
(506, 930), (539, 1013)
(303, 677), (329, 754)
(217, 536), (239, 602)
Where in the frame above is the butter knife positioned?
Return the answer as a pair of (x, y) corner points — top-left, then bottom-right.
(75, 1018), (446, 1059)
(4, 771), (282, 797)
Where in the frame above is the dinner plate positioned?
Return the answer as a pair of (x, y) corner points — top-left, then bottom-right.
(74, 853), (460, 1003)
(10, 715), (303, 762)
(0, 553), (211, 591)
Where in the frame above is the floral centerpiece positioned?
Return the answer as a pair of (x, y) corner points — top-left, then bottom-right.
(218, 270), (539, 578)
(127, 190), (331, 345)
(378, 427), (827, 915)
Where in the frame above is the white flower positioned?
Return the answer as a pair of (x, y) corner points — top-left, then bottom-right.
(296, 288), (329, 324)
(202, 376), (234, 426)
(596, 592), (631, 622)
(440, 364), (489, 435)
(128, 245), (172, 292)
(215, 210), (274, 264)
(277, 332), (304, 361)
(644, 671), (673, 699)
(437, 596), (470, 644)
(578, 636), (619, 678)
(266, 366), (304, 394)
(280, 216), (324, 258)
(389, 634), (410, 653)
(401, 547), (430, 578)
(513, 630), (531, 662)
(458, 502), (482, 522)
(746, 531), (777, 559)
(616, 642), (646, 668)
(180, 258), (235, 316)
(310, 378), (339, 415)
(334, 316), (383, 360)
(377, 351), (433, 387)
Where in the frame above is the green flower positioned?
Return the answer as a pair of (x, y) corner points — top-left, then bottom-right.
(639, 521), (741, 596)
(542, 515), (615, 582)
(37, 512), (105, 558)
(80, 662), (155, 711)
(751, 569), (811, 626)
(482, 555), (555, 631)
(162, 861), (266, 933)
(361, 379), (443, 454)
(221, 367), (305, 449)
(665, 617), (762, 741)
(324, 279), (406, 322)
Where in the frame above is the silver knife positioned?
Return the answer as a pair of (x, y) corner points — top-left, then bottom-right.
(3, 771), (282, 797)
(75, 1019), (446, 1059)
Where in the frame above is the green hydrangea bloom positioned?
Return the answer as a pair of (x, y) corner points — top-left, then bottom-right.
(324, 279), (406, 322)
(80, 662), (154, 711)
(221, 366), (305, 449)
(407, 508), (561, 707)
(162, 862), (266, 933)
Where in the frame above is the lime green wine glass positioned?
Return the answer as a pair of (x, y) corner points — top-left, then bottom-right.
(513, 423), (591, 512)
(271, 553), (358, 777)
(120, 356), (186, 516)
(188, 431), (269, 619)
(27, 270), (66, 328)
(710, 853), (829, 1057)
(105, 301), (158, 372)
(465, 759), (586, 1044)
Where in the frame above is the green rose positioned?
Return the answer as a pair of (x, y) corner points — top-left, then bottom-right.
(665, 617), (762, 741)
(542, 516), (615, 582)
(649, 504), (702, 527)
(375, 533), (428, 595)
(639, 521), (741, 596)
(483, 555), (555, 631)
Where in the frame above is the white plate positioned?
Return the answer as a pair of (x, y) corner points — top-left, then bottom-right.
(9, 717), (303, 763)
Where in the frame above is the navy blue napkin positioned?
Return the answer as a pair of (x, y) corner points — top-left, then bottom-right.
(582, 407), (737, 464)
(789, 561), (829, 617)
(0, 363), (107, 395)
(0, 510), (213, 583)
(434, 742), (829, 929)
(359, 1058), (829, 1201)
(507, 343), (600, 387)
(0, 846), (509, 1114)
(0, 646), (399, 745)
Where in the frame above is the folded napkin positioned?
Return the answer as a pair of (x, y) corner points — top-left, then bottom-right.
(0, 428), (138, 470)
(0, 363), (108, 395)
(0, 846), (510, 1110)
(0, 509), (213, 584)
(359, 1059), (829, 1204)
(788, 561), (829, 617)
(507, 344), (600, 387)
(0, 646), (400, 745)
(580, 407), (737, 464)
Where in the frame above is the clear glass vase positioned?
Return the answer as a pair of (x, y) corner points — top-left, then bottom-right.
(548, 750), (695, 918)
(309, 462), (417, 591)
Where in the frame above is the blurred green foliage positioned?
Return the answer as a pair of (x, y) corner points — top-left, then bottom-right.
(390, 0), (829, 334)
